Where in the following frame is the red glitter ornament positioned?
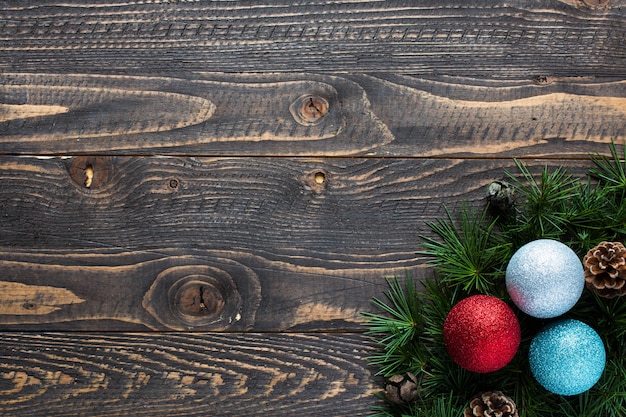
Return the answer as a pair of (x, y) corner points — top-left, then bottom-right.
(443, 295), (521, 373)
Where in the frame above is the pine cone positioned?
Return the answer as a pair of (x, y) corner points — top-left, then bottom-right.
(383, 372), (418, 404)
(486, 181), (515, 212)
(464, 391), (519, 417)
(583, 241), (626, 298)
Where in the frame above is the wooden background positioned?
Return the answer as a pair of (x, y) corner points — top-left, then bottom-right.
(0, 0), (625, 415)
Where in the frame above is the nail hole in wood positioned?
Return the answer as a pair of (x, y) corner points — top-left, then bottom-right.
(304, 169), (329, 194)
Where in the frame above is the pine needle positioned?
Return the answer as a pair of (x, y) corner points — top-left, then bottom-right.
(589, 140), (626, 193)
(420, 205), (511, 295)
(362, 273), (424, 376)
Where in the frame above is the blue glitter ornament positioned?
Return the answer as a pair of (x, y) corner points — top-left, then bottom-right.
(529, 319), (605, 396)
(506, 239), (584, 318)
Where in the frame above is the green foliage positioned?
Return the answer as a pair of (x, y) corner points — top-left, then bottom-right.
(497, 148), (626, 255)
(589, 140), (626, 194)
(413, 393), (466, 417)
(563, 180), (622, 254)
(364, 141), (626, 417)
(420, 206), (512, 295)
(504, 160), (577, 243)
(362, 272), (425, 377)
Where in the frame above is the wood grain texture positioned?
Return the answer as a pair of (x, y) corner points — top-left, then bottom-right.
(0, 0), (625, 77)
(354, 74), (626, 157)
(0, 73), (393, 156)
(0, 74), (391, 155)
(2, 0), (625, 413)
(1, 73), (625, 157)
(0, 155), (591, 331)
(0, 332), (378, 416)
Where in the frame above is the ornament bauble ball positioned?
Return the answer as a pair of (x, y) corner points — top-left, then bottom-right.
(529, 319), (605, 396)
(443, 295), (521, 373)
(506, 239), (584, 318)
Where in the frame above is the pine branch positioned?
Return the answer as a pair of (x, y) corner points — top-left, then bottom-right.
(365, 141), (626, 417)
(412, 393), (465, 417)
(563, 180), (620, 254)
(419, 206), (511, 295)
(502, 160), (578, 244)
(589, 140), (626, 194)
(362, 273), (424, 377)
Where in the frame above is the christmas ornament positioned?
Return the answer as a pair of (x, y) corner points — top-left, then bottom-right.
(464, 391), (519, 417)
(529, 319), (606, 396)
(583, 241), (626, 298)
(505, 239), (584, 318)
(383, 372), (419, 404)
(443, 295), (521, 373)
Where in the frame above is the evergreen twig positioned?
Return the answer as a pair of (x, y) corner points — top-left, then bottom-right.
(362, 272), (424, 377)
(502, 160), (577, 245)
(589, 140), (626, 194)
(419, 206), (511, 295)
(364, 140), (626, 417)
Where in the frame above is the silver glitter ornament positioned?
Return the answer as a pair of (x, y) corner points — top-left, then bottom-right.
(505, 239), (584, 318)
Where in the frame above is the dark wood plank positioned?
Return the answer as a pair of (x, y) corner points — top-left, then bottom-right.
(1, 73), (624, 157)
(2, 0), (624, 414)
(0, 156), (592, 331)
(354, 74), (626, 157)
(0, 332), (378, 416)
(0, 73), (392, 156)
(0, 0), (625, 77)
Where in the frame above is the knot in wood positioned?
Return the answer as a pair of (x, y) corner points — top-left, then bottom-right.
(303, 169), (329, 194)
(168, 178), (179, 190)
(314, 171), (326, 185)
(143, 264), (244, 330)
(533, 75), (551, 85)
(175, 280), (225, 317)
(68, 156), (111, 190)
(290, 95), (329, 126)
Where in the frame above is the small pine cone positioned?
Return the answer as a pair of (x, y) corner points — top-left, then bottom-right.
(383, 372), (418, 404)
(464, 391), (519, 417)
(583, 241), (626, 298)
(486, 181), (515, 212)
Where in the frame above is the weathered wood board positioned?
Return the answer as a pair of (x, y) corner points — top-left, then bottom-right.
(0, 156), (543, 331)
(1, 73), (625, 156)
(1, 0), (625, 415)
(0, 333), (376, 416)
(1, 0), (625, 77)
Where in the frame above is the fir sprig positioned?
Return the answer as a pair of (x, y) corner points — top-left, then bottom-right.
(362, 273), (424, 377)
(589, 140), (626, 194)
(364, 141), (626, 417)
(564, 180), (619, 253)
(497, 153), (626, 255)
(414, 393), (465, 417)
(419, 206), (511, 295)
(502, 160), (578, 244)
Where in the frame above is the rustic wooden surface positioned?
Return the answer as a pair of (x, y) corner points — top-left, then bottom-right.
(1, 0), (625, 415)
